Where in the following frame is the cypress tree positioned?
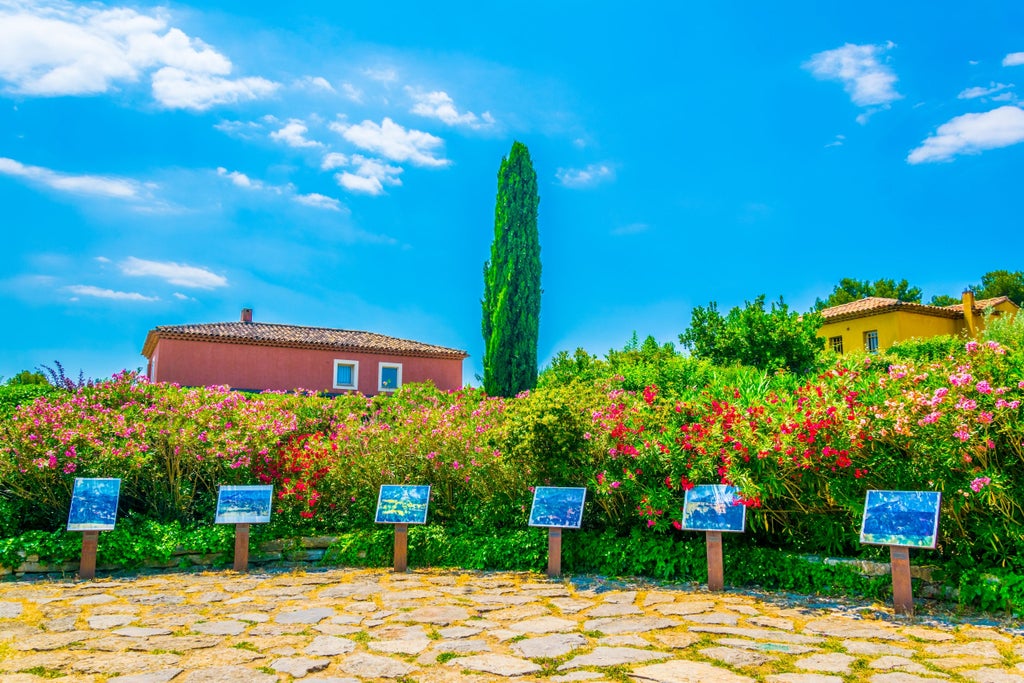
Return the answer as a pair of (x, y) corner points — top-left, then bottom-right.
(482, 141), (541, 396)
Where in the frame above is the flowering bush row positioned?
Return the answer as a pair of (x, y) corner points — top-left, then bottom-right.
(1, 330), (1023, 576)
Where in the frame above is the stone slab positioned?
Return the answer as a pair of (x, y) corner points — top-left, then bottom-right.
(511, 633), (588, 659)
(271, 656), (330, 677)
(451, 653), (543, 676)
(559, 646), (664, 669)
(630, 660), (756, 682)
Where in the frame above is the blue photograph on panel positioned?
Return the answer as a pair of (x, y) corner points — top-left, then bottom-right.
(67, 478), (121, 531)
(681, 484), (746, 533)
(860, 490), (941, 548)
(215, 485), (274, 524)
(528, 487), (587, 528)
(375, 485), (431, 524)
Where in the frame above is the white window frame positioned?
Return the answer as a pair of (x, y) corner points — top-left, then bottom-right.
(333, 359), (359, 391)
(378, 362), (403, 392)
(864, 330), (879, 353)
(829, 335), (844, 354)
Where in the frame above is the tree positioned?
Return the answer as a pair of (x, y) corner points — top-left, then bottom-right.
(6, 370), (48, 386)
(928, 294), (960, 306)
(973, 270), (1024, 306)
(482, 141), (541, 396)
(814, 278), (922, 310)
(680, 295), (824, 373)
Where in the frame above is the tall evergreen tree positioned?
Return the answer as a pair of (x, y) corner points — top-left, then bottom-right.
(482, 141), (541, 396)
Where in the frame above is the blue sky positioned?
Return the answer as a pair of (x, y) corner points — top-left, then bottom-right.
(2, 1), (1024, 386)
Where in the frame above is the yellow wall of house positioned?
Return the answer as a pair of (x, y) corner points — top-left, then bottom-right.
(819, 311), (958, 353)
(952, 300), (1018, 337)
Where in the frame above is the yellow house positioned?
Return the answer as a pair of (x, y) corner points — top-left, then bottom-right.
(818, 291), (1019, 354)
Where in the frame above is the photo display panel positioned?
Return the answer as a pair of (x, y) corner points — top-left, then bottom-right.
(215, 485), (274, 524)
(375, 485), (431, 524)
(681, 484), (746, 533)
(860, 490), (941, 548)
(67, 478), (121, 531)
(528, 486), (587, 528)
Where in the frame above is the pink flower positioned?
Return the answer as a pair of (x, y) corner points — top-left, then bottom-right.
(953, 427), (971, 441)
(611, 481), (621, 489)
(970, 476), (991, 493)
(955, 398), (978, 411)
(976, 381), (992, 394)
(965, 340), (980, 352)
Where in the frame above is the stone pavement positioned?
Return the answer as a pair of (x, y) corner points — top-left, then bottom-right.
(0, 567), (1022, 682)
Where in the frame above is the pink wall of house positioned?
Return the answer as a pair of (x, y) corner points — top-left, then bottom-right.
(148, 338), (464, 394)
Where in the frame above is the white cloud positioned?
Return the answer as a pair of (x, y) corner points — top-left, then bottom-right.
(407, 88), (495, 129)
(173, 292), (193, 300)
(330, 117), (450, 167)
(269, 119), (322, 148)
(907, 105), (1024, 164)
(294, 192), (343, 211)
(216, 166), (262, 189)
(216, 166), (341, 210)
(341, 82), (363, 103)
(296, 75), (334, 92)
(334, 155), (403, 196)
(958, 82), (1014, 100)
(1004, 52), (1024, 67)
(151, 67), (277, 111)
(804, 42), (902, 108)
(0, 2), (277, 109)
(363, 67), (398, 83)
(825, 134), (846, 148)
(320, 152), (349, 171)
(214, 119), (265, 140)
(120, 256), (227, 289)
(556, 163), (615, 189)
(0, 156), (144, 199)
(67, 285), (158, 302)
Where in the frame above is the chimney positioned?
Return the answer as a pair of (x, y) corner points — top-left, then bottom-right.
(241, 308), (253, 323)
(962, 290), (976, 338)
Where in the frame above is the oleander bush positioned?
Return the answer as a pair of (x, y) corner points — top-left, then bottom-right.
(1, 321), (1023, 612)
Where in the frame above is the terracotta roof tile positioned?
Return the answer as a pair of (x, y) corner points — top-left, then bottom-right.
(942, 295), (1013, 312)
(142, 321), (468, 360)
(819, 297), (960, 324)
(819, 295), (1018, 325)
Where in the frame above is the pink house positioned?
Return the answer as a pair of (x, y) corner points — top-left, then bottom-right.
(141, 309), (467, 395)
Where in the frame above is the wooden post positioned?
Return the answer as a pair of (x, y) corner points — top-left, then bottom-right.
(79, 530), (99, 580)
(706, 530), (724, 591)
(547, 527), (562, 578)
(233, 523), (250, 572)
(393, 523), (409, 573)
(890, 545), (914, 615)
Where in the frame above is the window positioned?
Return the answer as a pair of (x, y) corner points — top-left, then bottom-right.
(333, 359), (359, 391)
(829, 335), (844, 354)
(864, 330), (879, 353)
(379, 362), (402, 392)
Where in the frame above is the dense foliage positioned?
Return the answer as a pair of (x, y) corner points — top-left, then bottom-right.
(3, 315), (1024, 611)
(813, 270), (1024, 309)
(680, 295), (824, 373)
(482, 140), (541, 397)
(814, 277), (923, 310)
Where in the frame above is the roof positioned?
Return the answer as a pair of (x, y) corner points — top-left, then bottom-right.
(819, 296), (1017, 325)
(141, 321), (469, 360)
(943, 296), (1014, 312)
